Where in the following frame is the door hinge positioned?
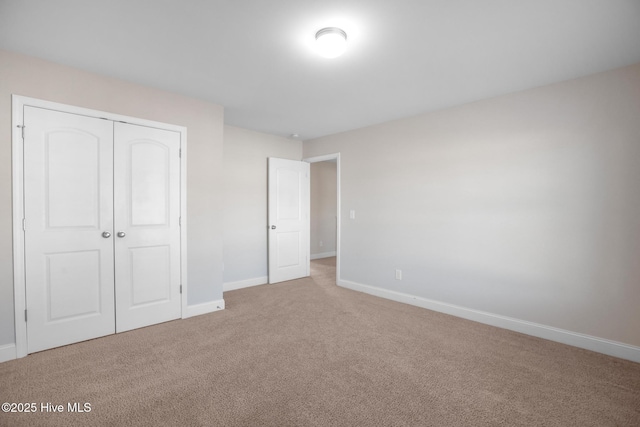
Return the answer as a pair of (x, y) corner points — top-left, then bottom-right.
(179, 216), (181, 226)
(17, 125), (25, 139)
(24, 309), (27, 322)
(22, 218), (26, 231)
(179, 148), (181, 158)
(179, 285), (182, 294)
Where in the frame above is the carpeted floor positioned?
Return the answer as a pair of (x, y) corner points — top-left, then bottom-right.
(1, 257), (639, 426)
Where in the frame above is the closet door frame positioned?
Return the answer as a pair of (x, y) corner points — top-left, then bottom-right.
(11, 95), (189, 359)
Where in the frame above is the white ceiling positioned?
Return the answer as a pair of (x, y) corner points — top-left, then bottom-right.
(1, 0), (640, 140)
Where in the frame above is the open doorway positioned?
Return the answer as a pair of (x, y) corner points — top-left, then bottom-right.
(304, 154), (341, 284)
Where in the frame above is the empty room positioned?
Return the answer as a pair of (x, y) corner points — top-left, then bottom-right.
(1, 1), (639, 426)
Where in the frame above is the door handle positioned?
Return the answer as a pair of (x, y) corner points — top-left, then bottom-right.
(271, 225), (276, 229)
(102, 231), (112, 238)
(117, 231), (126, 238)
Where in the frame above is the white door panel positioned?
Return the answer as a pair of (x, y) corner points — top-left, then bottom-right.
(268, 158), (310, 284)
(277, 231), (302, 267)
(24, 106), (115, 353)
(129, 246), (172, 305)
(114, 122), (181, 332)
(47, 250), (102, 320)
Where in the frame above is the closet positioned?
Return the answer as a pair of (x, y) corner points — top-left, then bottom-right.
(22, 105), (182, 353)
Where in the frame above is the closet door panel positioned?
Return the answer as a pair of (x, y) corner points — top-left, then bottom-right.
(23, 106), (116, 353)
(114, 122), (181, 332)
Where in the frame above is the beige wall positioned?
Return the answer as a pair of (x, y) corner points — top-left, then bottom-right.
(223, 125), (302, 284)
(0, 49), (225, 346)
(310, 161), (337, 257)
(304, 63), (640, 348)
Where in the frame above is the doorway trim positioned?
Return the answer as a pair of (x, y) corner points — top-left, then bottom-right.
(303, 153), (341, 284)
(11, 95), (188, 359)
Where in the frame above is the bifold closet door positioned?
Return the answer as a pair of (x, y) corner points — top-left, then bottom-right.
(113, 122), (182, 333)
(24, 106), (116, 353)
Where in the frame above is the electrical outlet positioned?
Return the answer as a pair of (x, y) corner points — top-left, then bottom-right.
(395, 269), (402, 280)
(319, 240), (323, 247)
(349, 210), (356, 219)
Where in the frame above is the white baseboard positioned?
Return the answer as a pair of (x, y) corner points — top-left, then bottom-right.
(0, 343), (17, 363)
(224, 276), (268, 292)
(338, 279), (640, 363)
(311, 251), (337, 260)
(184, 299), (225, 319)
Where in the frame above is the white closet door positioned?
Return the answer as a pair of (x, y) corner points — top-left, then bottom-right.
(24, 106), (116, 353)
(113, 122), (182, 333)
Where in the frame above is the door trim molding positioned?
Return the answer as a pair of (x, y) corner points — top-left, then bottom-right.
(11, 95), (188, 359)
(11, 96), (27, 358)
(303, 153), (341, 285)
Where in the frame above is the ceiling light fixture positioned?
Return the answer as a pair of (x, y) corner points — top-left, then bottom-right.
(315, 27), (347, 58)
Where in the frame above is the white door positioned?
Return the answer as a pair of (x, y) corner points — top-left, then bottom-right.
(268, 158), (310, 284)
(24, 106), (116, 353)
(113, 122), (182, 332)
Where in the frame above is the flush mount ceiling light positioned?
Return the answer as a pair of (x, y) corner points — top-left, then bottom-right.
(315, 27), (347, 58)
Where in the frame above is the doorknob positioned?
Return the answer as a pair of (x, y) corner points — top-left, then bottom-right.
(271, 225), (276, 229)
(117, 231), (126, 238)
(102, 231), (112, 238)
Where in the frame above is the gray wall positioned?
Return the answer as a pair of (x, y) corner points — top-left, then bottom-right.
(303, 62), (640, 347)
(223, 125), (302, 284)
(0, 49), (224, 346)
(310, 161), (337, 257)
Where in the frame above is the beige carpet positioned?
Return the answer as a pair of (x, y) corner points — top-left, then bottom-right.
(1, 257), (639, 426)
